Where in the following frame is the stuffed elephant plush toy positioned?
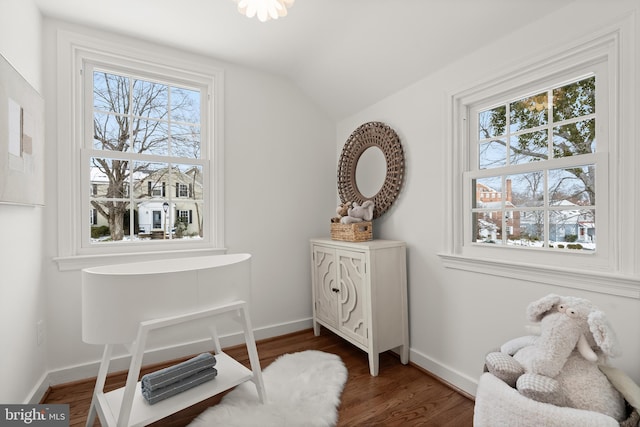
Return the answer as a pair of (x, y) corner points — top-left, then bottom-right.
(485, 294), (627, 421)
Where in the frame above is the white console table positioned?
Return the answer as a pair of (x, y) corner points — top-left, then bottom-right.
(82, 254), (265, 427)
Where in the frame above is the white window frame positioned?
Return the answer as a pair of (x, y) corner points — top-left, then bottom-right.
(464, 67), (607, 260)
(440, 22), (640, 298)
(53, 30), (225, 271)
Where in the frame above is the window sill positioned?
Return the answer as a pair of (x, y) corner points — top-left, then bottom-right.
(438, 253), (640, 299)
(53, 248), (227, 272)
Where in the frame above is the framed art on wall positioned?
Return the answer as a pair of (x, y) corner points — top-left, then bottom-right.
(0, 54), (44, 206)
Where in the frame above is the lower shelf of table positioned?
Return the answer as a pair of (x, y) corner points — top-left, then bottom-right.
(96, 352), (253, 427)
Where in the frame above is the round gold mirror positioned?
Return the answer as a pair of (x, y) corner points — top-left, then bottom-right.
(337, 121), (405, 219)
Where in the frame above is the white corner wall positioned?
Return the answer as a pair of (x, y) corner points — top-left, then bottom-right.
(40, 19), (336, 384)
(338, 0), (640, 395)
(0, 0), (48, 404)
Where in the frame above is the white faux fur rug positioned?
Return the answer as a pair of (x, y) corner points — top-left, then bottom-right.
(189, 350), (348, 427)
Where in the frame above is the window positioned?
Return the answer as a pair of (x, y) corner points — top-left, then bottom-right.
(469, 75), (599, 251)
(178, 209), (192, 224)
(54, 31), (224, 269)
(84, 67), (206, 245)
(177, 183), (190, 198)
(441, 26), (639, 296)
(149, 182), (166, 198)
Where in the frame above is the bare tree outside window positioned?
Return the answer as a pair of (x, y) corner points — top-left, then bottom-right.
(89, 71), (204, 242)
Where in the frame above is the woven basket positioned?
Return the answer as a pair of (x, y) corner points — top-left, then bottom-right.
(330, 221), (373, 242)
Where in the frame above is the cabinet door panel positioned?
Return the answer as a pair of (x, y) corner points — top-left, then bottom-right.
(337, 250), (367, 345)
(312, 246), (338, 326)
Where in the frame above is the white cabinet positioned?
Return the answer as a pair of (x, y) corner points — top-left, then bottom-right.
(310, 238), (409, 376)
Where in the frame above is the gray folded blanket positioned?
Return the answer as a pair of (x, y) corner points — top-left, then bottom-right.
(141, 367), (218, 405)
(141, 352), (217, 391)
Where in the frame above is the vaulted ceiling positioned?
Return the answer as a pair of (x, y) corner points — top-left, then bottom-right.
(34, 0), (575, 120)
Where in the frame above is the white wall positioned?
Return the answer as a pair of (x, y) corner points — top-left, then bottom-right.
(0, 0), (48, 404)
(338, 0), (640, 395)
(38, 20), (335, 383)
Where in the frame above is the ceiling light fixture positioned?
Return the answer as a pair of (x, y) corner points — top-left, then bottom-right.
(234, 0), (294, 22)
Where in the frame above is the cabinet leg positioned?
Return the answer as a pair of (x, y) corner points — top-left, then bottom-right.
(368, 352), (379, 376)
(400, 344), (409, 365)
(313, 321), (321, 336)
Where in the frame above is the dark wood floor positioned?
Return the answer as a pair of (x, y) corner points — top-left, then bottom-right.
(42, 329), (475, 426)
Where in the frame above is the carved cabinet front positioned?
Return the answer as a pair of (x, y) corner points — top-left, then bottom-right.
(312, 246), (367, 346)
(310, 238), (408, 376)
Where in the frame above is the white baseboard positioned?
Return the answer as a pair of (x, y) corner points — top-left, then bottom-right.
(31, 318), (476, 404)
(252, 317), (313, 341)
(26, 372), (50, 404)
(409, 347), (479, 397)
(29, 317), (313, 403)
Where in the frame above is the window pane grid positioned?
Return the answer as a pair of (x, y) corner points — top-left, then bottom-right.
(472, 74), (597, 252)
(472, 166), (596, 245)
(87, 67), (206, 245)
(477, 76), (595, 170)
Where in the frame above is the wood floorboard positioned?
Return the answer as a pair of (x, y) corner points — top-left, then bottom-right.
(42, 329), (474, 426)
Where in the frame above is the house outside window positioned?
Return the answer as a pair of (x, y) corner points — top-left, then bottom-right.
(54, 30), (225, 269)
(441, 25), (638, 296)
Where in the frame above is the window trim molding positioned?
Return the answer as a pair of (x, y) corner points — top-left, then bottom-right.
(440, 17), (640, 298)
(439, 253), (640, 299)
(53, 29), (225, 271)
